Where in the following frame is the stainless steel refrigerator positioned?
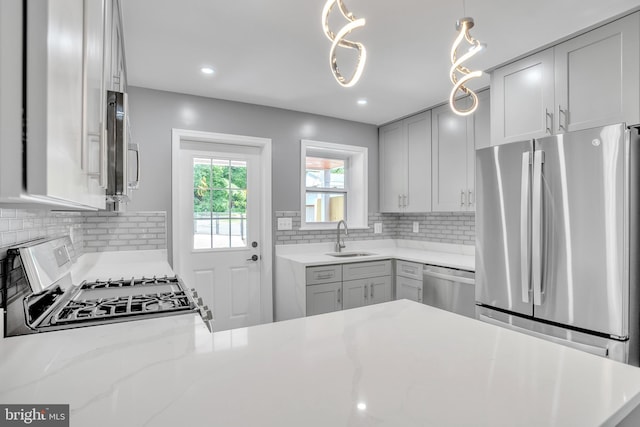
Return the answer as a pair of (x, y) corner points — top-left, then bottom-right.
(475, 123), (640, 365)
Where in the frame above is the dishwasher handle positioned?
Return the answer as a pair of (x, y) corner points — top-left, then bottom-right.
(422, 270), (475, 286)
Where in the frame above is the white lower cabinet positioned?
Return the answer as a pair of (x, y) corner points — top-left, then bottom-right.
(306, 282), (342, 316)
(369, 276), (393, 305)
(343, 279), (368, 310)
(396, 276), (423, 303)
(306, 260), (392, 316)
(395, 260), (424, 303)
(343, 276), (392, 310)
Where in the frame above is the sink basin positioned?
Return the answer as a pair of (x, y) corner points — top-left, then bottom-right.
(326, 251), (377, 258)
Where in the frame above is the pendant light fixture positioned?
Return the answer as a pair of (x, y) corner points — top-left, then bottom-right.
(449, 1), (484, 116)
(321, 0), (366, 88)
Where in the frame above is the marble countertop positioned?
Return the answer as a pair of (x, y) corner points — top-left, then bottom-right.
(276, 239), (475, 271)
(2, 299), (640, 426)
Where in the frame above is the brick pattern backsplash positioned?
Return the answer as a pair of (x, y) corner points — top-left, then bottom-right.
(275, 212), (397, 245)
(0, 208), (167, 257)
(81, 211), (167, 252)
(395, 212), (475, 245)
(0, 209), (85, 258)
(0, 208), (167, 308)
(275, 211), (475, 246)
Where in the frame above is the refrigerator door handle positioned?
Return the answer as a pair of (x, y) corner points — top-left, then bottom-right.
(520, 152), (531, 303)
(532, 150), (545, 306)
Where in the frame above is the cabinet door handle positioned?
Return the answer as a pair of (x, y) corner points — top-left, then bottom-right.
(467, 190), (473, 206)
(398, 195), (402, 208)
(371, 283), (374, 299)
(558, 105), (568, 132)
(403, 195), (408, 208)
(418, 287), (422, 302)
(545, 108), (553, 135)
(337, 288), (341, 304)
(460, 189), (466, 207)
(128, 142), (141, 189)
(364, 284), (367, 299)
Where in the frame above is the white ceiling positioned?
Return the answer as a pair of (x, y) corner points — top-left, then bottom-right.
(121, 0), (640, 125)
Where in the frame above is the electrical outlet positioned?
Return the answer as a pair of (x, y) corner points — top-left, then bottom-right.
(413, 221), (420, 233)
(277, 218), (292, 230)
(374, 223), (382, 234)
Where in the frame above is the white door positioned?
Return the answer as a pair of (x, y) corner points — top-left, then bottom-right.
(173, 131), (272, 332)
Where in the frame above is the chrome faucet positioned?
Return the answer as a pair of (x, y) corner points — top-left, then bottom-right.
(335, 220), (348, 252)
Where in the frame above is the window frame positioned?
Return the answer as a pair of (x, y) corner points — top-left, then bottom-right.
(300, 139), (368, 230)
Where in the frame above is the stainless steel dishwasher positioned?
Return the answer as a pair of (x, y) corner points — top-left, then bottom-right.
(422, 265), (475, 318)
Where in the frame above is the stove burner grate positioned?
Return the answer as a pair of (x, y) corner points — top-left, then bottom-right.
(81, 276), (179, 290)
(51, 289), (194, 325)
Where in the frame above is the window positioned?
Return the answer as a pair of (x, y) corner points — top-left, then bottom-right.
(301, 140), (368, 229)
(193, 157), (247, 249)
(305, 156), (346, 223)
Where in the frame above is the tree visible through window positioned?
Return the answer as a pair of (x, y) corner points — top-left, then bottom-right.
(193, 157), (247, 249)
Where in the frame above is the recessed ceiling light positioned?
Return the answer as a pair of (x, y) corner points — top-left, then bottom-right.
(200, 67), (215, 75)
(357, 99), (368, 106)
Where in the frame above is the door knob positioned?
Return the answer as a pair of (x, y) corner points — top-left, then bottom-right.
(247, 254), (259, 261)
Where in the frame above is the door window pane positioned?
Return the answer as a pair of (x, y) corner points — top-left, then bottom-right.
(193, 157), (248, 249)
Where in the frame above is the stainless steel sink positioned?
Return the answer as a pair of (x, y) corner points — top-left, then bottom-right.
(326, 251), (377, 258)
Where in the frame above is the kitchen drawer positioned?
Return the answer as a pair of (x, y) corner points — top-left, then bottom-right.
(396, 260), (423, 280)
(342, 260), (391, 281)
(306, 264), (342, 285)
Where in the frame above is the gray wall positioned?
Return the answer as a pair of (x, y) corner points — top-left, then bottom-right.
(126, 87), (378, 259)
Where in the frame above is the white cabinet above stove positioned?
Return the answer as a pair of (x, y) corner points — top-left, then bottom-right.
(0, 0), (125, 210)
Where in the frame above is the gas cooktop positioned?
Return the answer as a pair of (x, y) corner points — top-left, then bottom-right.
(2, 237), (213, 337)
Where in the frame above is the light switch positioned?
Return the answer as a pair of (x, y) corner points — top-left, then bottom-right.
(374, 223), (382, 234)
(413, 221), (420, 233)
(278, 218), (292, 230)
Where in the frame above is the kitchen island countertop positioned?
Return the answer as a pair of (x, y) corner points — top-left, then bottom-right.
(1, 299), (640, 426)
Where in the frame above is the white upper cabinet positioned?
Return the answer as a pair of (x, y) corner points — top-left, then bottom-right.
(105, 0), (127, 92)
(490, 50), (554, 145)
(431, 102), (475, 212)
(379, 111), (431, 213)
(553, 13), (640, 133)
(379, 121), (405, 212)
(491, 12), (640, 145)
(0, 0), (125, 209)
(83, 0), (108, 209)
(474, 90), (491, 150)
(24, 0), (89, 207)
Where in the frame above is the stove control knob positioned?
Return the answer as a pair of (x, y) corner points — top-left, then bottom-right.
(191, 289), (199, 298)
(200, 305), (212, 319)
(197, 297), (204, 306)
